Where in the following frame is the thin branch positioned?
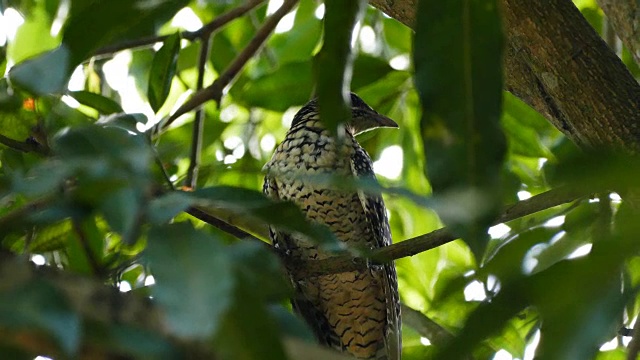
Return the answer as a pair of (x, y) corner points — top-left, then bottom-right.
(186, 206), (264, 244)
(185, 34), (213, 189)
(290, 187), (585, 278)
(92, 0), (266, 57)
(0, 134), (49, 155)
(160, 0), (300, 130)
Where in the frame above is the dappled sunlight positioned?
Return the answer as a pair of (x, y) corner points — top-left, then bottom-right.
(373, 145), (403, 180)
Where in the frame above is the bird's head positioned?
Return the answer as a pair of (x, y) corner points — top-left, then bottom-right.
(291, 93), (398, 135)
(347, 93), (398, 135)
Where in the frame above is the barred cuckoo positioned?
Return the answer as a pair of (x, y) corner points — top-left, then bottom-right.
(263, 93), (401, 359)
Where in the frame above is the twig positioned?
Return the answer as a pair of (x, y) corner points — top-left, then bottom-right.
(185, 33), (212, 189)
(92, 0), (266, 57)
(0, 134), (48, 155)
(186, 206), (263, 244)
(160, 0), (300, 130)
(290, 186), (585, 278)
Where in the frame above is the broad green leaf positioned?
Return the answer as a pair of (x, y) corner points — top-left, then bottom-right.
(148, 33), (180, 113)
(84, 323), (179, 359)
(413, 0), (506, 259)
(99, 186), (141, 241)
(0, 277), (80, 354)
(351, 54), (394, 90)
(268, 0), (322, 64)
(313, 0), (367, 133)
(9, 46), (71, 95)
(147, 191), (193, 224)
(96, 113), (146, 133)
(215, 284), (287, 360)
(146, 223), (234, 338)
(192, 186), (342, 250)
(62, 0), (189, 65)
(236, 61), (313, 112)
(70, 90), (124, 115)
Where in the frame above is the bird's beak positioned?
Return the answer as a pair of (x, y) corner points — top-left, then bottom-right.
(374, 113), (399, 128)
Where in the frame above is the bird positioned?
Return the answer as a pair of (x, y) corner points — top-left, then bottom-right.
(263, 93), (401, 359)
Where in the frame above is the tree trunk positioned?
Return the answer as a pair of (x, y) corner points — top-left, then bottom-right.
(369, 0), (640, 152)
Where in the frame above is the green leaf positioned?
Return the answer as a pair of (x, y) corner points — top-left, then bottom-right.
(62, 0), (189, 65)
(148, 33), (181, 113)
(99, 186), (141, 241)
(192, 186), (342, 251)
(96, 113), (146, 133)
(147, 191), (194, 224)
(146, 223), (234, 338)
(237, 61), (313, 112)
(9, 46), (71, 95)
(351, 54), (394, 90)
(0, 277), (80, 354)
(70, 91), (124, 115)
(313, 0), (367, 133)
(413, 0), (506, 259)
(7, 4), (59, 65)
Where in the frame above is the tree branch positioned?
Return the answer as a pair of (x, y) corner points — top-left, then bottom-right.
(0, 133), (49, 155)
(597, 0), (640, 65)
(291, 187), (584, 278)
(160, 0), (300, 130)
(368, 0), (640, 152)
(185, 34), (213, 189)
(186, 186), (585, 278)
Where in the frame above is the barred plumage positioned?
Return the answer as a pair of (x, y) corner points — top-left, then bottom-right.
(263, 93), (401, 359)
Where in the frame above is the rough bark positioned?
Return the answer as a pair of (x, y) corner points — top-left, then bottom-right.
(369, 0), (640, 152)
(597, 0), (640, 65)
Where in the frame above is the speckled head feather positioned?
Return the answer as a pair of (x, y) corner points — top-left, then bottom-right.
(291, 93), (398, 135)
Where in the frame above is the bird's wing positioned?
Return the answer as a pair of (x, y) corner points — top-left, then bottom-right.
(262, 172), (342, 348)
(350, 146), (402, 360)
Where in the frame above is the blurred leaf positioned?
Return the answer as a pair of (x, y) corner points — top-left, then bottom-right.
(7, 4), (59, 64)
(268, 0), (322, 64)
(70, 91), (124, 115)
(85, 322), (179, 360)
(413, 0), (506, 259)
(0, 277), (80, 354)
(192, 186), (342, 250)
(313, 0), (366, 133)
(352, 54), (394, 90)
(9, 46), (71, 95)
(62, 0), (189, 66)
(502, 113), (551, 158)
(146, 223), (234, 338)
(147, 191), (194, 224)
(236, 61), (313, 111)
(148, 33), (180, 113)
(99, 186), (141, 241)
(96, 113), (146, 133)
(215, 292), (286, 360)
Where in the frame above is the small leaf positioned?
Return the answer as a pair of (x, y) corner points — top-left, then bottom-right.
(146, 223), (235, 338)
(70, 91), (124, 115)
(148, 33), (181, 112)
